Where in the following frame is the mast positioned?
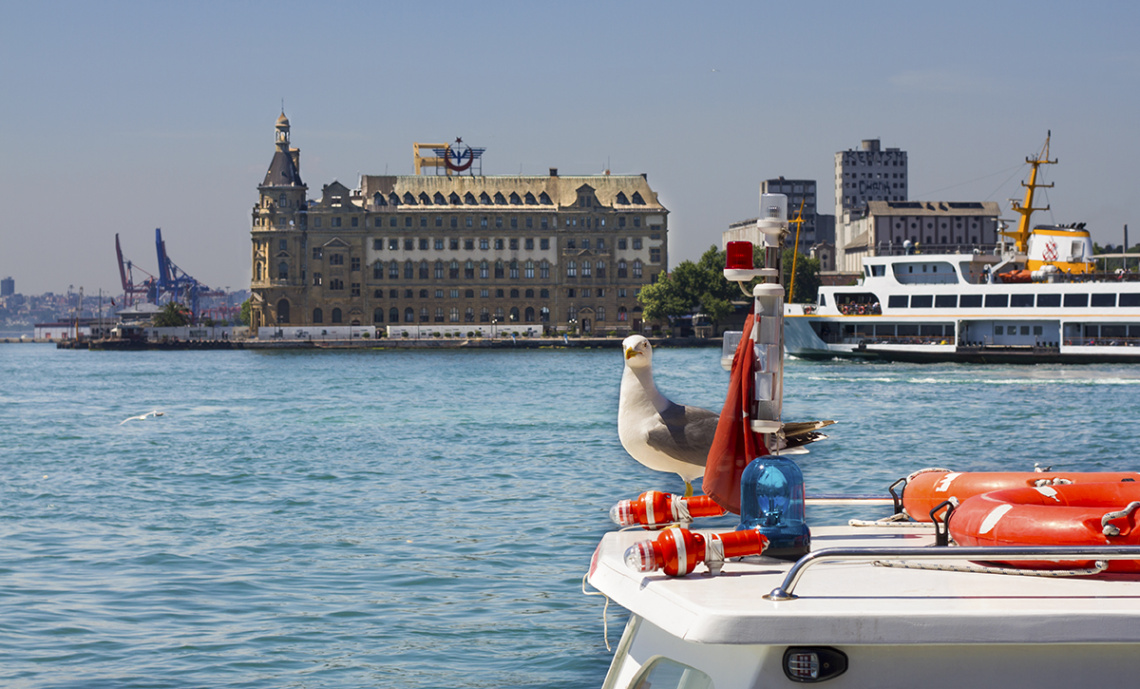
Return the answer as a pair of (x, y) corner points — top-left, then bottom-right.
(1004, 132), (1057, 253)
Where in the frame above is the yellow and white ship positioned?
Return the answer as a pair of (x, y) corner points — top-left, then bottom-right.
(785, 135), (1140, 363)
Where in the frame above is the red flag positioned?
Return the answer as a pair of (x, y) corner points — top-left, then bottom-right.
(703, 306), (768, 513)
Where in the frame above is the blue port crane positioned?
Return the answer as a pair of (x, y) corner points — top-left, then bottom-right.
(154, 227), (221, 321)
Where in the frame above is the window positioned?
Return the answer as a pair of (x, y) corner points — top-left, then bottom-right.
(404, 238), (414, 250)
(1037, 293), (1061, 307)
(435, 308), (445, 322)
(583, 261), (592, 277)
(465, 239), (474, 250)
(650, 247), (661, 263)
(632, 260), (642, 279)
(330, 254), (344, 266)
(351, 257), (361, 271)
(450, 260), (460, 279)
(540, 261), (550, 279)
(1064, 293), (1089, 308)
(509, 260), (519, 279)
(315, 247), (325, 259)
(495, 261), (504, 278)
(450, 238), (460, 250)
(540, 238), (550, 250)
(567, 260), (577, 277)
(888, 295), (908, 309)
(480, 260), (489, 279)
(313, 308), (323, 323)
(465, 260), (475, 279)
(618, 260), (628, 278)
(405, 307), (415, 322)
(374, 262), (385, 280)
(910, 295), (932, 308)
(331, 308), (343, 324)
(405, 260), (415, 279)
(420, 261), (429, 279)
(618, 239), (627, 250)
(435, 239), (444, 250)
(597, 261), (606, 278)
(633, 238), (643, 250)
(278, 261), (289, 280)
(934, 294), (956, 308)
(420, 238), (429, 250)
(330, 278), (345, 291)
(525, 260), (534, 279)
(480, 238), (489, 250)
(351, 283), (360, 297)
(373, 308), (384, 324)
(1011, 294), (1035, 307)
(495, 238), (504, 250)
(1120, 293), (1140, 307)
(597, 306), (605, 322)
(465, 307), (475, 322)
(389, 238), (399, 250)
(390, 307), (399, 323)
(525, 238), (534, 250)
(435, 260), (445, 279)
(420, 307), (430, 322)
(566, 238), (576, 249)
(960, 294), (983, 308)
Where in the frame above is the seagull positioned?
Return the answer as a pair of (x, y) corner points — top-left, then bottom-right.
(618, 335), (833, 496)
(618, 335), (720, 497)
(120, 410), (164, 425)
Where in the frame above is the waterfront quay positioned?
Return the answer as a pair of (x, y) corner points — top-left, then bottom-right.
(50, 335), (719, 351)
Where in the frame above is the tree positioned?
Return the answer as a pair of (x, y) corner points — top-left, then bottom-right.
(153, 301), (191, 327)
(240, 299), (251, 326)
(782, 248), (821, 304)
(638, 246), (743, 327)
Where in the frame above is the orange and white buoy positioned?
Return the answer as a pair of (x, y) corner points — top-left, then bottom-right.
(949, 481), (1140, 572)
(610, 491), (727, 528)
(901, 469), (1140, 522)
(624, 526), (767, 576)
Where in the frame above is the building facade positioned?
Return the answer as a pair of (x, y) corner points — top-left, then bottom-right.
(835, 139), (909, 268)
(249, 114), (668, 336)
(839, 200), (1001, 272)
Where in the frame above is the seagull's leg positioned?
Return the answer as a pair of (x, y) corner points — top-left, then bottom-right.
(682, 481), (693, 499)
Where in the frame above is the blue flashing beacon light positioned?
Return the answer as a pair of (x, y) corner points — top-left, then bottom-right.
(737, 456), (810, 561)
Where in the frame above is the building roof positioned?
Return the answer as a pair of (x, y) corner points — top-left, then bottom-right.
(356, 174), (665, 211)
(867, 200), (1001, 217)
(262, 149), (303, 188)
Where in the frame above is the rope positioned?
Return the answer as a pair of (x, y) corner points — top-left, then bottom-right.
(904, 467), (953, 484)
(581, 573), (613, 652)
(874, 559), (1109, 577)
(1102, 501), (1140, 536)
(849, 518), (936, 529)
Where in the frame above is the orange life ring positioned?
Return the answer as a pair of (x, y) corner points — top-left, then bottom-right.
(948, 482), (1140, 571)
(901, 469), (1140, 522)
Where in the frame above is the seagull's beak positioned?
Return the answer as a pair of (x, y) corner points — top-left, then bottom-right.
(624, 347), (637, 360)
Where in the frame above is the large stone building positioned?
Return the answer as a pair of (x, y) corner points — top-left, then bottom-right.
(838, 200), (1002, 272)
(835, 139), (909, 269)
(250, 114), (668, 336)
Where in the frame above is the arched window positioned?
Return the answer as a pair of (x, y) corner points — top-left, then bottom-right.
(420, 307), (430, 322)
(632, 260), (643, 278)
(495, 261), (504, 279)
(525, 306), (535, 322)
(618, 306), (628, 322)
(449, 260), (459, 279)
(435, 260), (444, 279)
(450, 307), (460, 322)
(419, 260), (429, 279)
(495, 306), (505, 320)
(582, 261), (592, 277)
(434, 192), (446, 205)
(331, 308), (343, 324)
(540, 306), (550, 322)
(465, 260), (475, 279)
(525, 260), (534, 279)
(374, 261), (384, 280)
(618, 260), (628, 278)
(597, 306), (606, 322)
(435, 307), (444, 322)
(597, 261), (606, 278)
(509, 260), (519, 279)
(405, 260), (415, 279)
(390, 307), (399, 323)
(276, 299), (290, 323)
(465, 307), (474, 322)
(480, 307), (490, 322)
(313, 307), (323, 323)
(388, 192), (400, 206)
(389, 262), (399, 279)
(480, 260), (489, 279)
(419, 192), (431, 205)
(479, 192), (492, 205)
(404, 307), (415, 322)
(509, 306), (520, 322)
(373, 308), (384, 323)
(278, 262), (289, 280)
(403, 192), (416, 205)
(540, 261), (550, 279)
(372, 192), (384, 207)
(539, 192), (551, 204)
(567, 261), (577, 277)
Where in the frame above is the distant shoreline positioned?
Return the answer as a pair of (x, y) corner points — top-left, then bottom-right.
(26, 336), (722, 351)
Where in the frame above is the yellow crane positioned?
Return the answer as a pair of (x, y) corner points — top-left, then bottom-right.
(786, 199), (806, 304)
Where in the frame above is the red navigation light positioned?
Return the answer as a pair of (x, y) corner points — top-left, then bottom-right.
(725, 241), (754, 270)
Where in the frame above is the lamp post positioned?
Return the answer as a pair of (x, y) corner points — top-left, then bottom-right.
(492, 318), (498, 340)
(569, 318), (578, 336)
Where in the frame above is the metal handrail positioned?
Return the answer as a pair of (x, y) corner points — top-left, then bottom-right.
(764, 545), (1140, 601)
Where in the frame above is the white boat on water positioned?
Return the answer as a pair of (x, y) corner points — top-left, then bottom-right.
(785, 136), (1140, 363)
(587, 188), (1140, 688)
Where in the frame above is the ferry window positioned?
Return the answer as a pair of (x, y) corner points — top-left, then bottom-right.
(1038, 294), (1061, 307)
(819, 294), (827, 306)
(984, 294), (1008, 308)
(1021, 326), (1030, 336)
(911, 295), (933, 308)
(888, 295), (908, 308)
(871, 265), (885, 277)
(1034, 326), (1043, 335)
(1104, 325), (1127, 338)
(1010, 294), (1034, 307)
(630, 657), (713, 689)
(995, 325), (1004, 335)
(935, 295), (957, 308)
(1091, 293), (1116, 307)
(960, 294), (982, 307)
(1064, 293), (1089, 308)
(1120, 293), (1140, 307)
(897, 324), (919, 336)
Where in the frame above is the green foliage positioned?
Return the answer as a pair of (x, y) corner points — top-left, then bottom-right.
(239, 299), (251, 326)
(782, 248), (822, 304)
(638, 246), (742, 325)
(153, 301), (191, 327)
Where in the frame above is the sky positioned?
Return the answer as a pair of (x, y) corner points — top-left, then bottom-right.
(2, 0), (1139, 296)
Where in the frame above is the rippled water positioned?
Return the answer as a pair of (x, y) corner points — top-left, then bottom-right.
(2, 344), (1138, 688)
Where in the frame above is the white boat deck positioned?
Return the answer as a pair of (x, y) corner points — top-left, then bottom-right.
(588, 524), (1140, 646)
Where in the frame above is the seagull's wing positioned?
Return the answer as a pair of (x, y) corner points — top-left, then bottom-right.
(783, 420), (835, 439)
(645, 403), (720, 468)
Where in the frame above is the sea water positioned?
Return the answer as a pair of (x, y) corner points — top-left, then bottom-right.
(2, 344), (1139, 688)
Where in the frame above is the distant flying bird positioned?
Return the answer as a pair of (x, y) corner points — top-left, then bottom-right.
(618, 335), (832, 496)
(120, 410), (164, 425)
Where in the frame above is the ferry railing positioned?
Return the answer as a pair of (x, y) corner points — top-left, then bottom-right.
(764, 545), (1140, 601)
